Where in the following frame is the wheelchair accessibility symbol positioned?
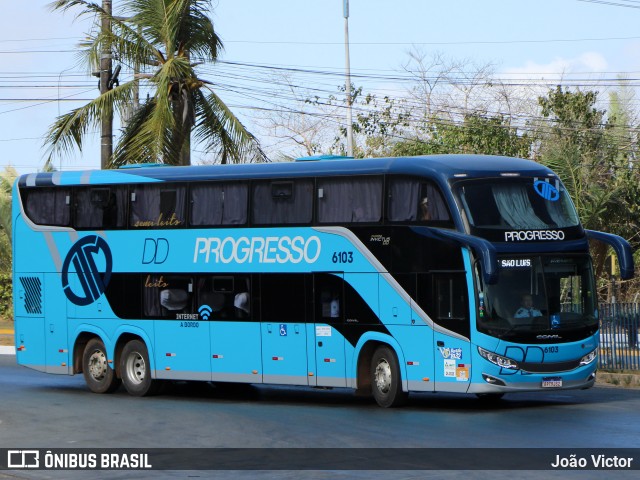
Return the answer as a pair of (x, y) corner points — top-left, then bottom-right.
(279, 324), (287, 336)
(61, 235), (113, 306)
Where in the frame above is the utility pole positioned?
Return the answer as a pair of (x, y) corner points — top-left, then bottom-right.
(100, 0), (113, 169)
(343, 0), (354, 157)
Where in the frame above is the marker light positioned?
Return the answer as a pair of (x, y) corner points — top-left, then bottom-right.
(478, 346), (520, 370)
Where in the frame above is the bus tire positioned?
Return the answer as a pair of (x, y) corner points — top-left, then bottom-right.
(82, 338), (120, 394)
(120, 340), (159, 397)
(371, 346), (407, 408)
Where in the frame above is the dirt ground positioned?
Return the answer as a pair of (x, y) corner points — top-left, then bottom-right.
(0, 316), (14, 346)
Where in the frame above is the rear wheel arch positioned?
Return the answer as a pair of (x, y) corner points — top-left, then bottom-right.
(81, 337), (120, 393)
(113, 333), (149, 379)
(355, 339), (408, 397)
(119, 338), (160, 396)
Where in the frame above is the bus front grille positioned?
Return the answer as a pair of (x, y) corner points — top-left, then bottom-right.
(519, 359), (581, 373)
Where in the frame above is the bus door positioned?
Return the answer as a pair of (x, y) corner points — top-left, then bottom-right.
(38, 272), (68, 374)
(43, 272), (70, 373)
(312, 273), (346, 387)
(208, 275), (262, 384)
(428, 272), (472, 392)
(149, 275), (211, 381)
(390, 273), (435, 392)
(261, 274), (310, 386)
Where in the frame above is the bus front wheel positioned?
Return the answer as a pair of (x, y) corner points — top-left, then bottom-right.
(82, 338), (120, 394)
(120, 340), (159, 396)
(370, 346), (407, 408)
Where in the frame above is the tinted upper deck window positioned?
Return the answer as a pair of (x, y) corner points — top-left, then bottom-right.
(317, 176), (382, 223)
(130, 184), (186, 229)
(387, 177), (451, 223)
(190, 182), (248, 226)
(75, 187), (127, 229)
(252, 179), (313, 225)
(22, 187), (71, 227)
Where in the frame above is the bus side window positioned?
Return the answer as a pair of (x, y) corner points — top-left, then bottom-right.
(419, 273), (469, 338)
(388, 178), (419, 222)
(200, 276), (232, 319)
(315, 274), (343, 323)
(196, 275), (251, 319)
(252, 179), (313, 225)
(103, 274), (142, 319)
(387, 177), (451, 224)
(143, 274), (193, 318)
(74, 187), (127, 229)
(261, 274), (309, 323)
(317, 177), (382, 224)
(419, 183), (450, 222)
(190, 182), (248, 226)
(22, 187), (71, 227)
(233, 277), (251, 318)
(130, 184), (186, 228)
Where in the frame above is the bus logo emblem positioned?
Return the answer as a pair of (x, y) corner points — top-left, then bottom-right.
(533, 180), (560, 202)
(61, 236), (113, 306)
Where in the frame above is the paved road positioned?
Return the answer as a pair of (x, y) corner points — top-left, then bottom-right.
(0, 354), (639, 479)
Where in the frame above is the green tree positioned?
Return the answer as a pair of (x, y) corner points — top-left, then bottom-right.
(538, 87), (613, 230)
(46, 0), (265, 167)
(604, 85), (640, 242)
(537, 86), (640, 298)
(0, 167), (17, 272)
(391, 114), (531, 158)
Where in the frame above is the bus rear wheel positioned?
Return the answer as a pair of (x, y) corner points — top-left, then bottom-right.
(120, 340), (159, 396)
(371, 346), (407, 408)
(82, 338), (120, 394)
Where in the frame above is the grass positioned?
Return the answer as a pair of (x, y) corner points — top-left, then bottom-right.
(0, 315), (12, 329)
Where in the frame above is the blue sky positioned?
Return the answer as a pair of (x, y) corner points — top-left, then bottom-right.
(2, 0), (640, 174)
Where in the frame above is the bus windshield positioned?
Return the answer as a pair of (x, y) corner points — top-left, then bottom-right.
(456, 178), (580, 230)
(476, 255), (597, 342)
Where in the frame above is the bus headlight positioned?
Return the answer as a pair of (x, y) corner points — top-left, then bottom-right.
(478, 346), (520, 370)
(579, 349), (597, 366)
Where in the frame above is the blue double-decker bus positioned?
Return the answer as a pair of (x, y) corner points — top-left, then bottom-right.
(12, 155), (634, 407)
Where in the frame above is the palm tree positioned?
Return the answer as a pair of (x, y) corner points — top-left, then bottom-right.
(46, 0), (266, 167)
(0, 167), (17, 272)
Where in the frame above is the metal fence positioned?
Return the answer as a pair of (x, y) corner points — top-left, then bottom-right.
(598, 303), (640, 371)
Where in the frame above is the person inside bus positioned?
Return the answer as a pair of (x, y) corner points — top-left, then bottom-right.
(514, 294), (542, 319)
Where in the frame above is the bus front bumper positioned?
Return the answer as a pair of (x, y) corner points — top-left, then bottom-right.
(467, 371), (596, 394)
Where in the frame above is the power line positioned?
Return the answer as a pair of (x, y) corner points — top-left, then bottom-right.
(577, 0), (640, 9)
(223, 34), (640, 46)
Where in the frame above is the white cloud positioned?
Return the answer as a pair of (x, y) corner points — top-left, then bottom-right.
(503, 52), (609, 81)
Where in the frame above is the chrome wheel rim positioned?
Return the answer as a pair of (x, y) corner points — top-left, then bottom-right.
(125, 351), (146, 386)
(374, 358), (392, 394)
(88, 349), (107, 381)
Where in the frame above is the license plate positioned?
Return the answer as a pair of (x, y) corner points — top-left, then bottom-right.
(542, 377), (562, 388)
